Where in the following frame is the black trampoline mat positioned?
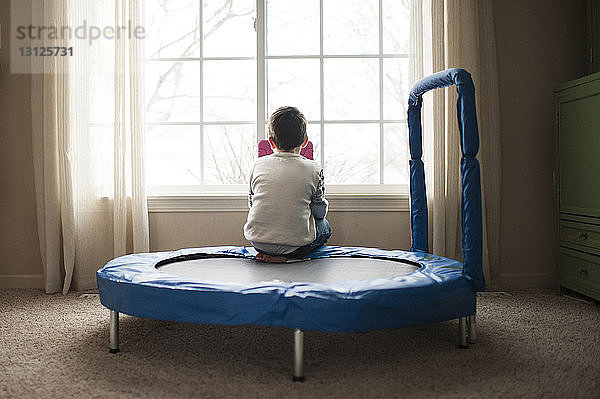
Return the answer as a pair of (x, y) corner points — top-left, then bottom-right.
(157, 256), (419, 284)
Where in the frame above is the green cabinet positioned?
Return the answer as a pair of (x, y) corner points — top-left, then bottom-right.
(555, 72), (600, 301)
(588, 0), (600, 73)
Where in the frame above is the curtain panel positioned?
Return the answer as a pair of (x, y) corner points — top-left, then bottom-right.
(409, 0), (501, 283)
(31, 0), (149, 294)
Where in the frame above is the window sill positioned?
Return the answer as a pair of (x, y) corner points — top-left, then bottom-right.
(147, 193), (409, 213)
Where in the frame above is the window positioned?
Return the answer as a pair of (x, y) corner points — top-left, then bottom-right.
(145, 0), (411, 195)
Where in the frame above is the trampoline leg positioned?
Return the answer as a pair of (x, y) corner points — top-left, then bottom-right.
(109, 310), (120, 354)
(467, 314), (477, 344)
(293, 329), (305, 382)
(458, 317), (468, 349)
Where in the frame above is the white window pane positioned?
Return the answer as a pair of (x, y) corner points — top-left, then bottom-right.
(266, 0), (319, 56)
(145, 0), (200, 58)
(146, 125), (201, 185)
(204, 125), (255, 184)
(384, 123), (409, 185)
(324, 58), (379, 120)
(87, 126), (114, 195)
(203, 0), (255, 57)
(383, 0), (410, 54)
(324, 124), (379, 184)
(204, 60), (256, 122)
(267, 59), (320, 121)
(87, 12), (115, 124)
(383, 58), (410, 120)
(88, 72), (114, 124)
(323, 0), (378, 55)
(146, 61), (200, 123)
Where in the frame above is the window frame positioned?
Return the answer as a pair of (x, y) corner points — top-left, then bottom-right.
(146, 0), (411, 207)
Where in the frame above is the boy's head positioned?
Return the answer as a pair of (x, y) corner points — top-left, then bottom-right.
(268, 106), (307, 151)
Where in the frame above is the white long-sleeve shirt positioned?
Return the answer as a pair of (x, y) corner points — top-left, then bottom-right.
(243, 152), (328, 250)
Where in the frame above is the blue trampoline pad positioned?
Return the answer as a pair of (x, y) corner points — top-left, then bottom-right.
(97, 246), (476, 332)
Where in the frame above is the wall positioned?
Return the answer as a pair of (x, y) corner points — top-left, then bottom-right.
(493, 0), (586, 288)
(0, 0), (43, 287)
(0, 0), (588, 289)
(149, 211), (411, 252)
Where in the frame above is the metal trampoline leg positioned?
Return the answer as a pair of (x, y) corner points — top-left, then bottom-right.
(293, 329), (305, 382)
(467, 315), (477, 344)
(458, 317), (468, 349)
(109, 310), (120, 354)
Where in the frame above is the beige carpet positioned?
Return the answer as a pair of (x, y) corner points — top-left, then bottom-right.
(0, 288), (598, 398)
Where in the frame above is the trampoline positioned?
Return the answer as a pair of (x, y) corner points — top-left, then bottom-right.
(97, 68), (485, 381)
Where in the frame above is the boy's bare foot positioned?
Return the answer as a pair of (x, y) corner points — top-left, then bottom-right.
(256, 253), (288, 263)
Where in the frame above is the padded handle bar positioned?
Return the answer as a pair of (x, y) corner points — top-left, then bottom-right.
(407, 68), (485, 291)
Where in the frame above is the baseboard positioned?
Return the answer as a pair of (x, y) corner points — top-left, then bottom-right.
(491, 273), (556, 290)
(0, 274), (44, 288)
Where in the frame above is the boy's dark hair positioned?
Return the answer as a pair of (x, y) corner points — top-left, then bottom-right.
(268, 106), (307, 151)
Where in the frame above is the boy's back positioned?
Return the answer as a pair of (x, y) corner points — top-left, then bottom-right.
(244, 151), (322, 247)
(244, 106), (330, 262)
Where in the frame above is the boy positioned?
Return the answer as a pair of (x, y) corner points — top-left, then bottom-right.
(244, 106), (331, 263)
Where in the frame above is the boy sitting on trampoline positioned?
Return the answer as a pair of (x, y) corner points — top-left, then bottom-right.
(244, 106), (331, 263)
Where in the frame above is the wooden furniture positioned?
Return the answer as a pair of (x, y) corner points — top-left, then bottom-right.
(588, 0), (600, 73)
(555, 72), (600, 301)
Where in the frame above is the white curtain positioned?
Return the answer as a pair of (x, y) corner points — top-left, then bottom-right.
(31, 0), (149, 294)
(410, 0), (501, 282)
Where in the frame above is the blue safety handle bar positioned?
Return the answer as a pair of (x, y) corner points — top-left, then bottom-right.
(407, 68), (485, 291)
